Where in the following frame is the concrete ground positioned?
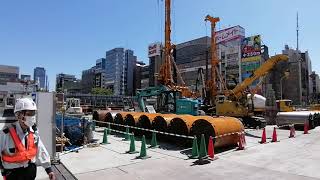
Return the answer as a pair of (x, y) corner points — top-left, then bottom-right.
(31, 126), (320, 179)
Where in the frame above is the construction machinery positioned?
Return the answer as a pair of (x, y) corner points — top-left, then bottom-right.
(65, 98), (84, 117)
(276, 99), (295, 112)
(136, 85), (200, 116)
(125, 1), (243, 148)
(203, 15), (227, 106)
(310, 104), (320, 111)
(215, 54), (288, 127)
(135, 0), (201, 116)
(275, 99), (320, 127)
(157, 0), (198, 99)
(200, 14), (289, 127)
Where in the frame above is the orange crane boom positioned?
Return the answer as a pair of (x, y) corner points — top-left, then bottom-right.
(159, 0), (173, 85)
(157, 0), (198, 98)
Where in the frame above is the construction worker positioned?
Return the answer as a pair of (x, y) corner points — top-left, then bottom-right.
(0, 98), (55, 180)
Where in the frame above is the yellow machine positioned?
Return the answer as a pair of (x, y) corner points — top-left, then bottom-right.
(310, 104), (320, 111)
(202, 14), (289, 127)
(215, 55), (289, 127)
(276, 99), (294, 112)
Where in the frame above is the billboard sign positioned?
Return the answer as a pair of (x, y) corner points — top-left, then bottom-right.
(216, 26), (245, 44)
(148, 43), (161, 57)
(241, 35), (261, 59)
(241, 56), (260, 62)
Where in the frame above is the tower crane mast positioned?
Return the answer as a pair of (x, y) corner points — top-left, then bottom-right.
(204, 15), (223, 105)
(158, 0), (197, 98)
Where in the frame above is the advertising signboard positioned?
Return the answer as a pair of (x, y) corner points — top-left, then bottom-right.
(148, 43), (161, 57)
(242, 61), (260, 72)
(216, 26), (245, 44)
(241, 35), (261, 59)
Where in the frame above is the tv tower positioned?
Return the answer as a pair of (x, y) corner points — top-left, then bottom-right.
(296, 12), (299, 51)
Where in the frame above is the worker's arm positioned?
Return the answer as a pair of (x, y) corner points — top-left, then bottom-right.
(0, 130), (5, 153)
(36, 135), (53, 174)
(0, 130), (6, 175)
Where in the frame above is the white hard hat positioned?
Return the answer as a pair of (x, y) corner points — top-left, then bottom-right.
(14, 98), (37, 113)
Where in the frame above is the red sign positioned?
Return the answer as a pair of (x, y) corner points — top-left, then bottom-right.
(241, 35), (261, 59)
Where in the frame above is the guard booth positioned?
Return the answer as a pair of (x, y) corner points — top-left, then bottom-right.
(33, 92), (57, 160)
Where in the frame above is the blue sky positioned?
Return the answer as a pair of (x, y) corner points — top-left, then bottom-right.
(0, 0), (319, 90)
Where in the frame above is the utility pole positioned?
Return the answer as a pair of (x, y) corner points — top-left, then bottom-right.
(296, 12), (303, 105)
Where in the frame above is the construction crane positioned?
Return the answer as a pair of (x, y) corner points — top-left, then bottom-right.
(158, 0), (173, 86)
(195, 68), (206, 99)
(216, 54), (289, 127)
(204, 15), (220, 103)
(200, 14), (289, 127)
(228, 55), (288, 100)
(137, 0), (200, 116)
(204, 15), (229, 106)
(157, 0), (197, 98)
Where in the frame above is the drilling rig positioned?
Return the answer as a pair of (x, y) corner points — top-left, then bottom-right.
(137, 0), (200, 115)
(198, 15), (289, 127)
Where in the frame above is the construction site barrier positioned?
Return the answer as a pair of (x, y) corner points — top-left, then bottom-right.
(93, 112), (244, 148)
(91, 112), (319, 148)
(94, 120), (194, 139)
(89, 119), (316, 163)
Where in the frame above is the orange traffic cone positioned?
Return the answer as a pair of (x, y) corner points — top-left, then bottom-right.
(238, 133), (245, 150)
(304, 121), (309, 134)
(271, 127), (279, 142)
(260, 128), (267, 144)
(289, 125), (295, 138)
(207, 136), (215, 160)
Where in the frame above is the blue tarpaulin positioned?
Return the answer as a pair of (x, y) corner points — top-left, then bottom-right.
(56, 114), (88, 145)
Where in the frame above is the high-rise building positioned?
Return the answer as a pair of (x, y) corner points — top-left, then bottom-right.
(56, 73), (81, 94)
(105, 48), (136, 95)
(268, 45), (312, 105)
(0, 65), (39, 95)
(140, 65), (149, 89)
(283, 45), (311, 105)
(105, 48), (125, 95)
(301, 51), (312, 103)
(148, 43), (162, 87)
(95, 58), (107, 88)
(21, 74), (31, 81)
(175, 36), (211, 89)
(155, 26), (245, 91)
(173, 27), (245, 90)
(310, 71), (320, 103)
(135, 61), (149, 90)
(125, 50), (137, 95)
(217, 26), (245, 87)
(34, 67), (46, 89)
(0, 65), (19, 84)
(81, 66), (96, 94)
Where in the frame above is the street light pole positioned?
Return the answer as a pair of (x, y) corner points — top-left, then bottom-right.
(298, 58), (302, 105)
(280, 76), (286, 99)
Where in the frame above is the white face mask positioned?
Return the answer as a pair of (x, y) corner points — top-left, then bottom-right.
(24, 116), (36, 127)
